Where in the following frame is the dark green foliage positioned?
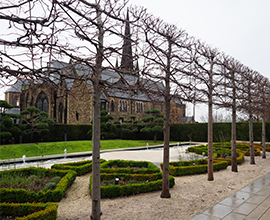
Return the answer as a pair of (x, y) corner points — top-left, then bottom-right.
(100, 160), (161, 174)
(8, 121), (270, 143)
(129, 115), (137, 120)
(160, 159), (228, 176)
(90, 173), (175, 198)
(0, 202), (58, 220)
(0, 100), (14, 110)
(51, 159), (106, 176)
(188, 143), (247, 165)
(0, 100), (21, 144)
(20, 106), (55, 142)
(88, 111), (117, 140)
(0, 167), (76, 203)
(141, 109), (163, 142)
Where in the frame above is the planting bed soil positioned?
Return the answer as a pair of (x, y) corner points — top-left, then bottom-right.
(0, 174), (61, 193)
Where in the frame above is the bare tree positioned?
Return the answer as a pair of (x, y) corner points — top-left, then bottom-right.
(192, 41), (222, 181)
(137, 15), (193, 197)
(219, 56), (246, 172)
(0, 1), (145, 219)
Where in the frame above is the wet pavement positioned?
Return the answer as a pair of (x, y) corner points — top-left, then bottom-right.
(189, 171), (270, 220)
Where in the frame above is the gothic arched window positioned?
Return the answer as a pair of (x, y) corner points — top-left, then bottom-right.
(119, 100), (122, 112)
(111, 100), (114, 112)
(58, 102), (63, 123)
(36, 92), (48, 112)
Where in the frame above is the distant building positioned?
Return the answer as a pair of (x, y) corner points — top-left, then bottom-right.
(4, 11), (189, 125)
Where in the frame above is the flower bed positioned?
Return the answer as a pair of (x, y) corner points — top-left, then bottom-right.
(160, 159), (228, 176)
(0, 167), (76, 203)
(90, 173), (175, 198)
(100, 160), (160, 174)
(51, 159), (106, 176)
(0, 202), (58, 220)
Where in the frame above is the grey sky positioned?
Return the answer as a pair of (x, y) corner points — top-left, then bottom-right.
(1, 0), (269, 121)
(129, 0), (270, 80)
(128, 0), (270, 120)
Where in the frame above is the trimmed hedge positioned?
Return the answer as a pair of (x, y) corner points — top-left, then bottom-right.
(214, 151), (245, 165)
(187, 143), (251, 165)
(160, 159), (228, 176)
(0, 167), (76, 203)
(100, 160), (161, 174)
(0, 202), (58, 220)
(51, 159), (106, 176)
(90, 173), (175, 198)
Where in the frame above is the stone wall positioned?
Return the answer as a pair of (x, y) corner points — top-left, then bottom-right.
(67, 80), (92, 124)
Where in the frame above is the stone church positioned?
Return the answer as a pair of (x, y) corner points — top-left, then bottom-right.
(4, 12), (187, 125)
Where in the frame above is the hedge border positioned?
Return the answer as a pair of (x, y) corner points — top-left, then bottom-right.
(187, 143), (249, 165)
(51, 159), (106, 176)
(160, 159), (228, 176)
(0, 167), (76, 203)
(90, 173), (175, 198)
(100, 160), (161, 174)
(0, 202), (58, 220)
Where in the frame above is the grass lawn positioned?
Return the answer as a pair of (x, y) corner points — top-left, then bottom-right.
(0, 140), (165, 160)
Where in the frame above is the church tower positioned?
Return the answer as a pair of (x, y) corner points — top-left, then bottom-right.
(120, 9), (136, 75)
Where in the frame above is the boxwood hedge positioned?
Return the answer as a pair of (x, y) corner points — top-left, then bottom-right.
(160, 159), (228, 176)
(90, 173), (175, 198)
(0, 202), (58, 220)
(51, 159), (106, 176)
(100, 160), (161, 174)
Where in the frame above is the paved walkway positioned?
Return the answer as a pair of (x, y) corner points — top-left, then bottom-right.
(190, 171), (270, 220)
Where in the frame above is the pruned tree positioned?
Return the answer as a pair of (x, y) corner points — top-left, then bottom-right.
(191, 41), (223, 181)
(0, 1), (146, 219)
(141, 109), (164, 142)
(20, 106), (55, 142)
(137, 14), (193, 197)
(218, 56), (246, 172)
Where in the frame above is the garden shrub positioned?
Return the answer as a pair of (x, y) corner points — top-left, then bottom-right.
(51, 159), (106, 176)
(0, 167), (76, 203)
(0, 202), (58, 220)
(160, 159), (228, 176)
(89, 173), (175, 198)
(100, 160), (160, 174)
(214, 150), (245, 165)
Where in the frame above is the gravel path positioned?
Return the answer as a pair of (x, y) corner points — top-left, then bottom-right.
(57, 153), (270, 220)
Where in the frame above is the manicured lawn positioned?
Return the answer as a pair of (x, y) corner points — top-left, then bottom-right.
(0, 140), (164, 160)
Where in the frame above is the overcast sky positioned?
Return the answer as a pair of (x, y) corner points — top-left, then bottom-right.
(129, 0), (270, 80)
(128, 0), (270, 120)
(1, 0), (269, 121)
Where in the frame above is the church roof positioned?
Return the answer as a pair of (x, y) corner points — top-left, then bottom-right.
(4, 60), (166, 104)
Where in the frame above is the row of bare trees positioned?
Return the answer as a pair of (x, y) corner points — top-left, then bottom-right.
(1, 0), (269, 219)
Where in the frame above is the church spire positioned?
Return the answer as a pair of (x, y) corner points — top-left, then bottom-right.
(120, 9), (134, 72)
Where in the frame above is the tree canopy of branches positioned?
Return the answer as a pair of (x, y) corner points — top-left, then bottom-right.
(1, 0), (270, 218)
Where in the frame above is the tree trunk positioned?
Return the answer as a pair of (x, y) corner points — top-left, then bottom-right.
(262, 113), (266, 159)
(231, 71), (237, 172)
(161, 42), (171, 198)
(207, 61), (214, 181)
(161, 82), (171, 198)
(249, 113), (255, 164)
(91, 5), (103, 220)
(231, 105), (237, 172)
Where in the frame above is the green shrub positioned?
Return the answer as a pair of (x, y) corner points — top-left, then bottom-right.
(51, 159), (106, 176)
(100, 160), (160, 174)
(0, 167), (76, 203)
(160, 159), (228, 176)
(90, 173), (175, 198)
(0, 202), (58, 220)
